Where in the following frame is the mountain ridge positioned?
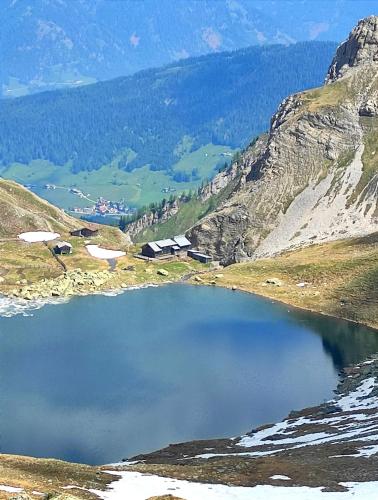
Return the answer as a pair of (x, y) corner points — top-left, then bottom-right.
(1, 0), (376, 97)
(187, 16), (378, 264)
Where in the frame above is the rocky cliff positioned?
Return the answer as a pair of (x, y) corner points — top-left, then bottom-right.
(126, 199), (181, 240)
(189, 16), (378, 264)
(127, 136), (267, 242)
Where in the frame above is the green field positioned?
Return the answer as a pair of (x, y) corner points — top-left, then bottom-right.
(2, 70), (97, 97)
(0, 144), (236, 210)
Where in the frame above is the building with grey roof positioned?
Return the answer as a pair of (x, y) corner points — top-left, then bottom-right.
(141, 235), (192, 259)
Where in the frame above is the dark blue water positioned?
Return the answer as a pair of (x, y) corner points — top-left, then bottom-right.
(0, 284), (377, 465)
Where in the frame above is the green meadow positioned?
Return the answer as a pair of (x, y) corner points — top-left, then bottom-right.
(0, 144), (236, 210)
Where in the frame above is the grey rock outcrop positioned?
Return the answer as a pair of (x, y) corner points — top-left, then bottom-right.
(327, 16), (378, 83)
(126, 199), (180, 239)
(8, 269), (114, 300)
(126, 136), (266, 241)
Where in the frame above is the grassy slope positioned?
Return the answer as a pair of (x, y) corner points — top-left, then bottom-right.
(0, 178), (82, 238)
(0, 453), (111, 500)
(0, 178), (128, 285)
(0, 179), (206, 291)
(193, 234), (378, 329)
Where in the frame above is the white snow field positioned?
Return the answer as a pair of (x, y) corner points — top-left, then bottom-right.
(86, 245), (125, 259)
(18, 231), (60, 242)
(92, 472), (378, 500)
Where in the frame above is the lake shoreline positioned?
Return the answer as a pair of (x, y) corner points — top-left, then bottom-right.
(0, 283), (377, 497)
(208, 281), (378, 333)
(1, 265), (377, 333)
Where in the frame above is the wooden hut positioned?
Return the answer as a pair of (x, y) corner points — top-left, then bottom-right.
(54, 241), (73, 255)
(172, 235), (192, 253)
(70, 227), (99, 238)
(141, 241), (163, 259)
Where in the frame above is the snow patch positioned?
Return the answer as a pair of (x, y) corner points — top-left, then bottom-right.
(86, 245), (126, 259)
(18, 231), (60, 242)
(91, 471), (378, 499)
(337, 378), (377, 411)
(0, 485), (23, 493)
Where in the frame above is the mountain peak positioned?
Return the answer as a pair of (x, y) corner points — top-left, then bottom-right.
(326, 15), (378, 83)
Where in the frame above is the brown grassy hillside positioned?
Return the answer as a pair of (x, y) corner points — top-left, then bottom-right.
(194, 233), (378, 329)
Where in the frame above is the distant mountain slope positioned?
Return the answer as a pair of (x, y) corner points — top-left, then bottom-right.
(188, 16), (378, 264)
(0, 0), (376, 96)
(0, 42), (336, 210)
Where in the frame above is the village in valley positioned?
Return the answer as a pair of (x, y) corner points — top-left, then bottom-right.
(42, 183), (136, 216)
(71, 196), (136, 217)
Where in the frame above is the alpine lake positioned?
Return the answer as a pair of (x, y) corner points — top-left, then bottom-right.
(1, 284), (378, 465)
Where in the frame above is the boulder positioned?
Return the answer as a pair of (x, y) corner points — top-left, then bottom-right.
(266, 278), (283, 287)
(359, 100), (378, 117)
(124, 265), (136, 271)
(157, 269), (169, 276)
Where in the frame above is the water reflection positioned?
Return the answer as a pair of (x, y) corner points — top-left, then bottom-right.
(0, 285), (377, 464)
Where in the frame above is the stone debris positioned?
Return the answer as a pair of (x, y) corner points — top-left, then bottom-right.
(265, 278), (283, 287)
(157, 269), (169, 276)
(7, 269), (113, 300)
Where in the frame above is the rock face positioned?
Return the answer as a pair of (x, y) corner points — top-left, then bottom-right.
(126, 199), (180, 239)
(189, 17), (378, 264)
(326, 16), (378, 83)
(126, 136), (267, 242)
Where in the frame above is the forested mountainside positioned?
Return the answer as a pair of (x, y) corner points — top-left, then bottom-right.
(0, 0), (375, 97)
(186, 16), (378, 264)
(0, 42), (335, 176)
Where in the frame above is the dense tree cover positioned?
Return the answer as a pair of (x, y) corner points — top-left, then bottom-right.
(0, 42), (336, 177)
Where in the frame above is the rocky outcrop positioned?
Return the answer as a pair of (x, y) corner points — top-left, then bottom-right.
(7, 269), (114, 300)
(189, 17), (378, 264)
(327, 16), (378, 83)
(126, 136), (267, 242)
(126, 199), (180, 239)
(200, 136), (267, 201)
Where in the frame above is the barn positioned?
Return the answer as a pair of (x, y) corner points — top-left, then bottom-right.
(54, 241), (73, 255)
(187, 250), (212, 263)
(141, 235), (192, 259)
(70, 227), (99, 238)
